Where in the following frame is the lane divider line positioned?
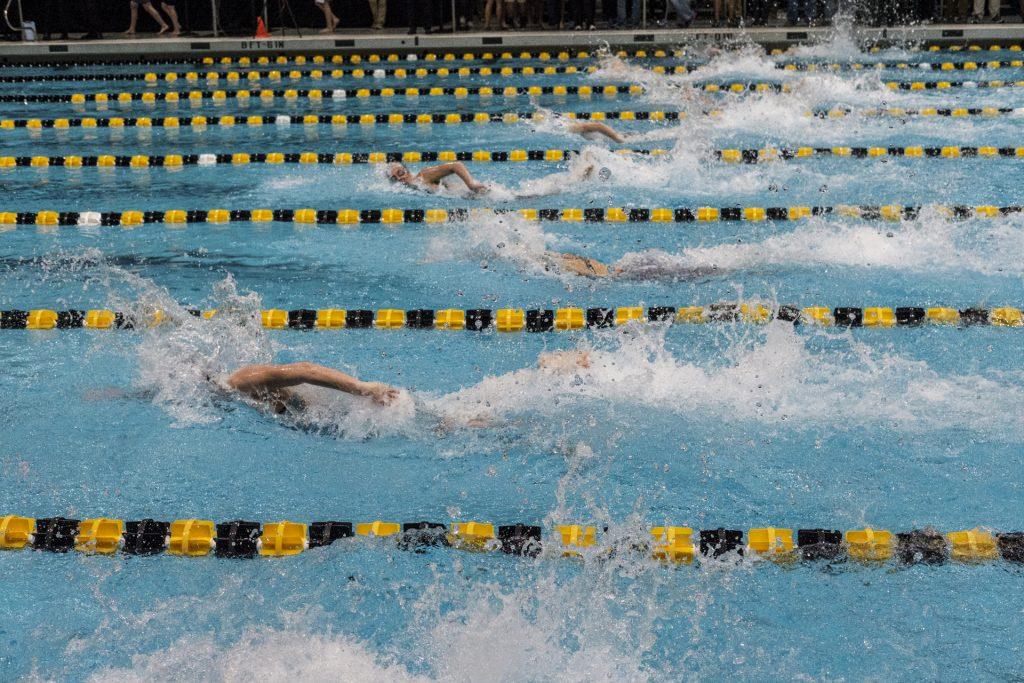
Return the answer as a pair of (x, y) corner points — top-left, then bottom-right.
(1, 205), (1020, 228)
(2, 43), (1020, 70)
(9, 59), (1024, 85)
(4, 145), (1024, 170)
(16, 79), (1024, 106)
(0, 515), (1016, 564)
(1, 305), (1021, 330)
(10, 84), (646, 105)
(0, 106), (1014, 133)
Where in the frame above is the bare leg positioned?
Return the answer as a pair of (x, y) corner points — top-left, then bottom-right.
(124, 4), (140, 33)
(144, 2), (170, 31)
(161, 3), (181, 34)
(319, 2), (340, 31)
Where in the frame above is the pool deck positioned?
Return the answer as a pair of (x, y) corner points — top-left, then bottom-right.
(3, 24), (1024, 63)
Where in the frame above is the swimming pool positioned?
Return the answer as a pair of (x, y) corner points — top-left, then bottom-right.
(2, 30), (1024, 681)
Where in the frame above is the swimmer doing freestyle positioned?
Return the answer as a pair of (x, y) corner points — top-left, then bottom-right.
(386, 121), (626, 194)
(387, 161), (490, 194)
(223, 351), (591, 419)
(225, 362), (399, 414)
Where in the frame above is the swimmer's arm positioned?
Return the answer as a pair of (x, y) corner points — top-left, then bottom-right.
(418, 162), (487, 193)
(537, 350), (592, 372)
(227, 362), (399, 405)
(568, 121), (625, 144)
(551, 251), (613, 278)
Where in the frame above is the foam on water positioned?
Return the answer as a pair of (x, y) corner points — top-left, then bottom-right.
(614, 210), (1024, 277)
(427, 323), (1024, 439)
(89, 629), (428, 683)
(42, 258), (420, 438)
(423, 210), (571, 278)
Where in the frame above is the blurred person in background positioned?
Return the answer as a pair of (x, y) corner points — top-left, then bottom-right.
(313, 0), (341, 31)
(368, 0), (386, 28)
(787, 0), (815, 24)
(484, 0), (504, 28)
(971, 0), (1001, 21)
(124, 0), (172, 34)
(714, 0), (740, 25)
(571, 0), (596, 28)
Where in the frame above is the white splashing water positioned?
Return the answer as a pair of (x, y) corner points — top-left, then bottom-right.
(426, 323), (1024, 439)
(423, 211), (567, 277)
(615, 210), (1024, 278)
(66, 262), (419, 438)
(88, 629), (429, 683)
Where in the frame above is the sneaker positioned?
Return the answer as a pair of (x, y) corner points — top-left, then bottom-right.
(992, 14), (1004, 22)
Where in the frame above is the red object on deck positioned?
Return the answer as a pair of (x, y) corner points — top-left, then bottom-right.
(254, 17), (271, 38)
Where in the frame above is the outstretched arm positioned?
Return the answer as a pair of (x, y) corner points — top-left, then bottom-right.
(418, 162), (487, 193)
(568, 121), (625, 143)
(551, 251), (613, 278)
(227, 362), (399, 405)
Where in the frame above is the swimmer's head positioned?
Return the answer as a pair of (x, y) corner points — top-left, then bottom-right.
(387, 162), (411, 183)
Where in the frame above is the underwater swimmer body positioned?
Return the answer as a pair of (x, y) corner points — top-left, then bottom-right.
(225, 362), (399, 415)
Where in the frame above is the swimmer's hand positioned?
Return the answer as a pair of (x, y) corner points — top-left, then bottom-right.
(468, 181), (488, 194)
(359, 381), (401, 406)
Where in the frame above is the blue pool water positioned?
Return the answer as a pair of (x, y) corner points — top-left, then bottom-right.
(3, 30), (1024, 681)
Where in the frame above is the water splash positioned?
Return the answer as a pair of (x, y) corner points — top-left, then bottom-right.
(89, 629), (428, 683)
(426, 323), (1024, 438)
(614, 210), (1024, 277)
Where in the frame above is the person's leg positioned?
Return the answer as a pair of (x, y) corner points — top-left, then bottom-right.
(484, 0), (494, 27)
(143, 1), (171, 31)
(160, 1), (181, 34)
(318, 0), (340, 30)
(584, 0), (595, 25)
(669, 0), (694, 23)
(971, 0), (984, 18)
(125, 1), (140, 33)
(370, 0), (386, 28)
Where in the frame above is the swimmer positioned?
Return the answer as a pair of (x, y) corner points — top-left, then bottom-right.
(542, 250), (717, 281)
(545, 251), (619, 278)
(567, 121), (626, 144)
(434, 349), (591, 433)
(387, 161), (489, 194)
(224, 362), (400, 414)
(537, 349), (592, 372)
